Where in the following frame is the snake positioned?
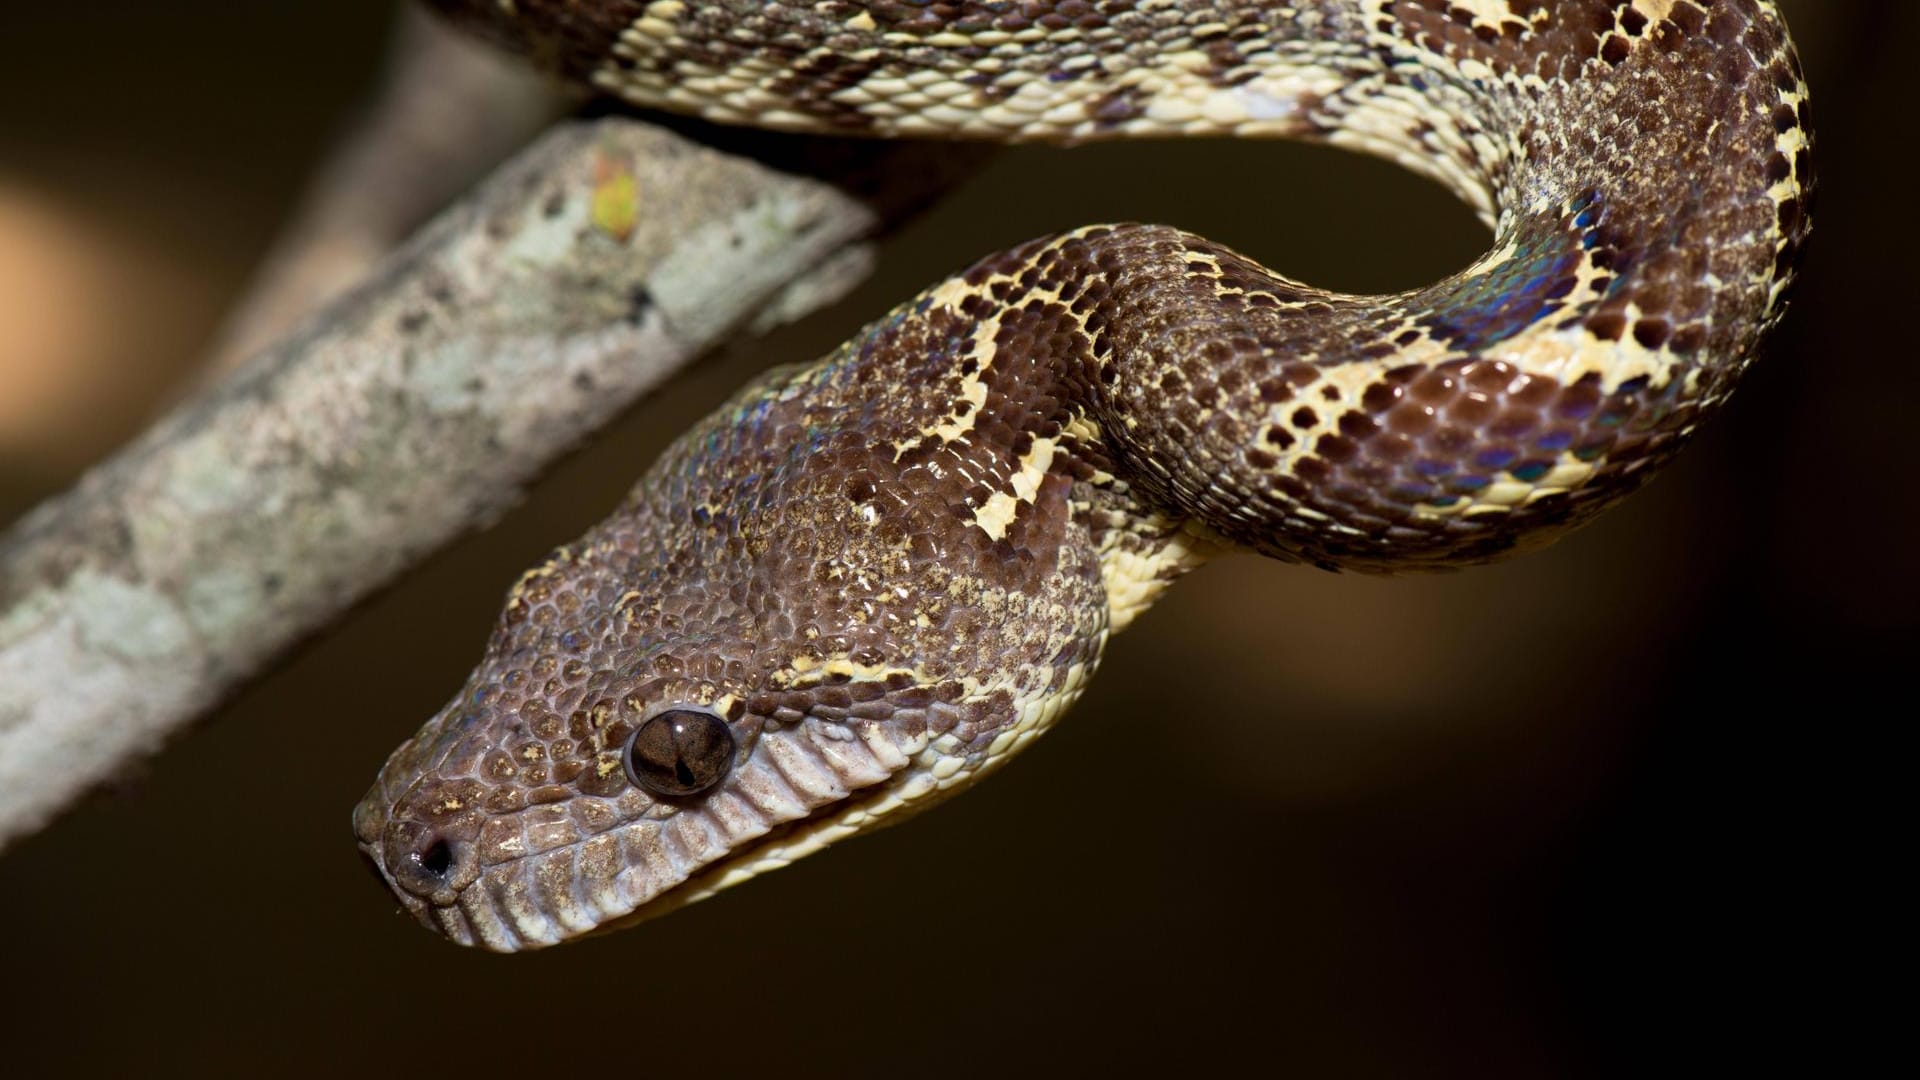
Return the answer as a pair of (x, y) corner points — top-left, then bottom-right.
(353, 0), (1813, 951)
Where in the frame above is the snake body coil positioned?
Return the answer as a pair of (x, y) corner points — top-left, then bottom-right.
(356, 0), (1813, 950)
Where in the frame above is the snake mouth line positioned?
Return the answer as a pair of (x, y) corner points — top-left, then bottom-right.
(583, 774), (923, 941)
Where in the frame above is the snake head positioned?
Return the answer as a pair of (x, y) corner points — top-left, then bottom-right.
(356, 692), (873, 950)
(353, 666), (963, 952)
(353, 382), (1108, 949)
(350, 563), (969, 949)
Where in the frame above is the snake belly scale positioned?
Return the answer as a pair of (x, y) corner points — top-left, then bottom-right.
(355, 0), (1813, 950)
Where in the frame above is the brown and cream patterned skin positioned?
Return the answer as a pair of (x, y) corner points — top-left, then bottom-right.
(357, 0), (1814, 949)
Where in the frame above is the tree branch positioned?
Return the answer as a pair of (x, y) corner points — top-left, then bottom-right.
(0, 117), (972, 846)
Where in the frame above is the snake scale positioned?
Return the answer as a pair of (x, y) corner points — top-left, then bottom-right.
(355, 0), (1813, 950)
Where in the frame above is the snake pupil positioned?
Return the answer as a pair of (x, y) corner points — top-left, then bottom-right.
(623, 707), (734, 799)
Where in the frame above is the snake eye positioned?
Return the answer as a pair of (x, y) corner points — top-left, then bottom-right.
(623, 707), (735, 798)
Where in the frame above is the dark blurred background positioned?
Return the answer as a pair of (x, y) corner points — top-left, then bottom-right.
(0, 1), (1901, 1075)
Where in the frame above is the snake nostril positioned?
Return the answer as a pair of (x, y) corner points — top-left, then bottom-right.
(418, 837), (454, 878)
(380, 821), (473, 899)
